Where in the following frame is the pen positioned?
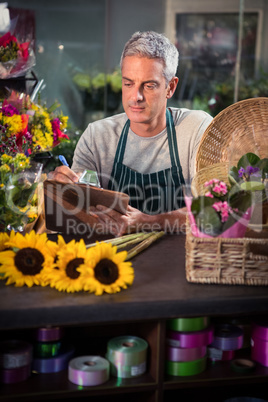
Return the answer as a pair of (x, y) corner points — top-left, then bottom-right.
(59, 155), (69, 167)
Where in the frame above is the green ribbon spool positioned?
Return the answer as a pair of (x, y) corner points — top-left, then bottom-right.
(166, 357), (207, 376)
(34, 341), (61, 358)
(167, 317), (209, 332)
(107, 336), (148, 378)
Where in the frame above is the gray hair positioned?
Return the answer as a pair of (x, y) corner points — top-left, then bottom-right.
(120, 31), (179, 86)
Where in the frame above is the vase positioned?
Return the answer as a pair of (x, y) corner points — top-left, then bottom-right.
(0, 161), (43, 233)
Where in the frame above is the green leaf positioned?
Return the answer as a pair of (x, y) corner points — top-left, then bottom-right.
(195, 206), (222, 236)
(240, 181), (265, 192)
(229, 190), (252, 212)
(191, 196), (215, 216)
(257, 158), (268, 175)
(237, 152), (260, 169)
(229, 168), (240, 184)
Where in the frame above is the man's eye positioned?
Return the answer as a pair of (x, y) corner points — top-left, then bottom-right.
(145, 84), (155, 90)
(123, 83), (132, 87)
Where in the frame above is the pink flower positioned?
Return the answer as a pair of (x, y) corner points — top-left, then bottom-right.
(212, 181), (228, 196)
(205, 191), (214, 198)
(212, 201), (232, 222)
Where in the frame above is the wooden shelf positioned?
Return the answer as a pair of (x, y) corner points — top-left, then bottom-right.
(0, 235), (268, 401)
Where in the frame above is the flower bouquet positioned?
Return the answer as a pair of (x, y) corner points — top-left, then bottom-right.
(0, 91), (70, 232)
(0, 91), (69, 156)
(0, 153), (43, 232)
(185, 178), (253, 238)
(0, 31), (35, 79)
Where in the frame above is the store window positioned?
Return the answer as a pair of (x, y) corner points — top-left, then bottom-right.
(173, 12), (259, 103)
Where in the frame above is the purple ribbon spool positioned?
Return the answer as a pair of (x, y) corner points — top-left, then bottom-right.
(32, 345), (74, 373)
(0, 364), (31, 384)
(210, 324), (243, 351)
(166, 325), (214, 348)
(35, 326), (63, 342)
(166, 345), (207, 362)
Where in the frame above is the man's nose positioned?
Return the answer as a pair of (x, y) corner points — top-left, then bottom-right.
(131, 87), (143, 102)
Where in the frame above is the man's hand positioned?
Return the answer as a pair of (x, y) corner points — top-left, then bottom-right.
(47, 166), (80, 184)
(89, 204), (187, 237)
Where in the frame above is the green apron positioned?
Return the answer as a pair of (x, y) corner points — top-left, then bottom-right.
(108, 109), (186, 214)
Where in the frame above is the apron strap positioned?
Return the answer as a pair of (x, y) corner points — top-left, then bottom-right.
(166, 108), (181, 168)
(114, 119), (130, 164)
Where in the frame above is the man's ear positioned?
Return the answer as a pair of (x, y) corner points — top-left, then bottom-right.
(167, 77), (179, 99)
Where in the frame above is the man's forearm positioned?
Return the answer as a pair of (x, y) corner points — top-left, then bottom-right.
(139, 208), (187, 234)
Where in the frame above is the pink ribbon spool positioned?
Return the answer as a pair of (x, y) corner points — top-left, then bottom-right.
(251, 337), (268, 367)
(252, 321), (268, 342)
(166, 345), (207, 362)
(166, 325), (214, 348)
(207, 347), (235, 362)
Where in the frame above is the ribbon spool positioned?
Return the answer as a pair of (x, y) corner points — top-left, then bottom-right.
(0, 364), (31, 384)
(68, 356), (110, 386)
(207, 347), (235, 362)
(167, 317), (209, 332)
(251, 336), (268, 367)
(231, 358), (256, 373)
(32, 344), (75, 373)
(0, 340), (33, 369)
(210, 324), (243, 351)
(34, 341), (62, 358)
(166, 356), (207, 376)
(252, 320), (268, 341)
(166, 325), (214, 348)
(166, 345), (206, 362)
(34, 326), (63, 342)
(107, 336), (148, 378)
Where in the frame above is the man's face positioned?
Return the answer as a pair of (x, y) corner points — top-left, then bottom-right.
(121, 56), (171, 129)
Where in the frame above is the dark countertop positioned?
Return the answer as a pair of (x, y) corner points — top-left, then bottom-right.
(0, 234), (268, 330)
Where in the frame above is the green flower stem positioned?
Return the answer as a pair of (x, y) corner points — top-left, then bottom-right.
(116, 232), (153, 249)
(126, 231), (165, 261)
(85, 232), (148, 249)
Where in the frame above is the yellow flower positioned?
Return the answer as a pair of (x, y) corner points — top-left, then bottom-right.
(1, 154), (13, 164)
(60, 116), (68, 129)
(0, 232), (10, 280)
(0, 232), (10, 251)
(0, 164), (11, 173)
(84, 242), (134, 296)
(0, 231), (54, 287)
(44, 238), (91, 293)
(3, 115), (23, 136)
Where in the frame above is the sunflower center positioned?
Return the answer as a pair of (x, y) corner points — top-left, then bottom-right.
(15, 248), (44, 276)
(66, 258), (84, 279)
(94, 258), (119, 285)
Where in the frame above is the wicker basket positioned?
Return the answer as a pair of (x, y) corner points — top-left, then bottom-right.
(185, 97), (268, 286)
(195, 97), (268, 172)
(185, 234), (268, 286)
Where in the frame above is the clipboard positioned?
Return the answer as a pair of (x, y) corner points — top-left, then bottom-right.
(43, 180), (129, 233)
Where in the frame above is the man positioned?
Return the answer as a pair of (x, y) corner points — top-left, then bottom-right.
(48, 31), (212, 236)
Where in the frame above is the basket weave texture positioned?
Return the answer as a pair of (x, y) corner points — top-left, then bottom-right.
(195, 97), (268, 172)
(186, 97), (268, 286)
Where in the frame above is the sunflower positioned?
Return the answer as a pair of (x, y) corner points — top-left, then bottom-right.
(44, 238), (91, 293)
(0, 232), (10, 251)
(0, 232), (10, 279)
(0, 231), (54, 287)
(84, 242), (134, 296)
